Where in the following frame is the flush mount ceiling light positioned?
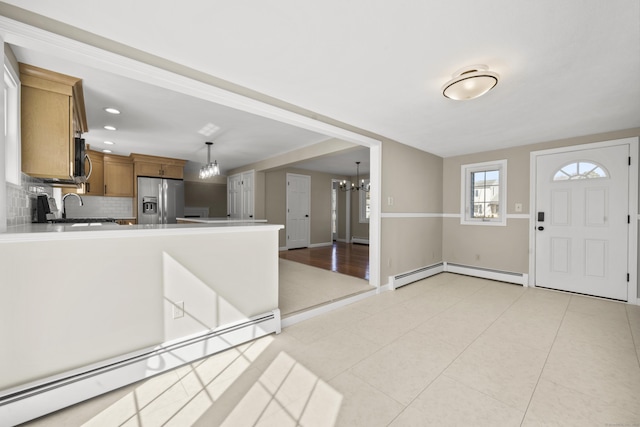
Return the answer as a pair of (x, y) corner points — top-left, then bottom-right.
(442, 65), (499, 100)
(199, 142), (220, 179)
(103, 125), (117, 131)
(104, 107), (120, 115)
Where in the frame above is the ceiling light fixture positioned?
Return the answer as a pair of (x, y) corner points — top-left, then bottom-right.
(199, 142), (220, 179)
(339, 161), (370, 192)
(104, 107), (120, 114)
(442, 64), (499, 100)
(104, 141), (114, 145)
(102, 149), (112, 153)
(104, 125), (117, 131)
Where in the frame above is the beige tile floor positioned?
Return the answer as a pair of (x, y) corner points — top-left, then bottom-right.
(22, 273), (640, 426)
(279, 259), (373, 317)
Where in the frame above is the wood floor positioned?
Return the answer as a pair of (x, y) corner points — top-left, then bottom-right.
(279, 241), (370, 280)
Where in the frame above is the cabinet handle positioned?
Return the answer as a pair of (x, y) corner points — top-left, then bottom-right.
(104, 185), (107, 194)
(86, 182), (90, 193)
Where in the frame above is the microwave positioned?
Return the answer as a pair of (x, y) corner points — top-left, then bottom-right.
(41, 137), (91, 185)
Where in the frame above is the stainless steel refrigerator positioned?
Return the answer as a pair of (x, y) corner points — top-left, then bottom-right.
(137, 177), (185, 224)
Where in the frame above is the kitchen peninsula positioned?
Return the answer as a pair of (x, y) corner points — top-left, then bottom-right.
(0, 221), (283, 425)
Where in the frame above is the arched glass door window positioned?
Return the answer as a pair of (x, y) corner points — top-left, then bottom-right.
(553, 161), (608, 181)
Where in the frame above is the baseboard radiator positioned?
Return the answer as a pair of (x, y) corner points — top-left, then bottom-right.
(390, 262), (528, 290)
(444, 262), (528, 285)
(390, 262), (445, 289)
(351, 237), (369, 245)
(0, 310), (281, 426)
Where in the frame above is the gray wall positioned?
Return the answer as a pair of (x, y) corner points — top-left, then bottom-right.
(442, 128), (640, 296)
(184, 181), (227, 217)
(380, 140), (444, 281)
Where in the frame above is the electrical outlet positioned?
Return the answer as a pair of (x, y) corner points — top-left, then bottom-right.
(387, 196), (394, 206)
(173, 301), (184, 319)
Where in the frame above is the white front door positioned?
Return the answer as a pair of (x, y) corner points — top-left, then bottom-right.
(286, 173), (310, 249)
(535, 144), (629, 300)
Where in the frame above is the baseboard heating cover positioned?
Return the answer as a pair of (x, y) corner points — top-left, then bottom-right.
(0, 309), (281, 427)
(444, 262), (528, 286)
(390, 262), (445, 289)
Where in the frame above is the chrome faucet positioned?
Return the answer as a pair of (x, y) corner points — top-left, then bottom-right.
(62, 193), (84, 218)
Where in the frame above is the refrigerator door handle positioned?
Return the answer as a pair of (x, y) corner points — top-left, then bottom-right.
(158, 183), (164, 224)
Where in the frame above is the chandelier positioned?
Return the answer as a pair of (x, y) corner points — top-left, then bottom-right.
(199, 142), (220, 179)
(339, 161), (370, 192)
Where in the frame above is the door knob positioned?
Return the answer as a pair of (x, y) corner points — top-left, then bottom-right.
(537, 226), (544, 231)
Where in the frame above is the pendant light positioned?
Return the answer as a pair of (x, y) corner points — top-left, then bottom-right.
(442, 65), (499, 100)
(339, 161), (370, 192)
(199, 142), (220, 179)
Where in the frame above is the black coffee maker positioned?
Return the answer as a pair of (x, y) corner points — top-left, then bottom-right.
(34, 194), (51, 223)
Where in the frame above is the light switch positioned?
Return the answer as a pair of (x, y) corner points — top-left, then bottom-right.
(515, 203), (523, 213)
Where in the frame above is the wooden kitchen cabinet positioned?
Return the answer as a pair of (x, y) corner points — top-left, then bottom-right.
(131, 154), (186, 179)
(19, 63), (88, 180)
(104, 154), (134, 197)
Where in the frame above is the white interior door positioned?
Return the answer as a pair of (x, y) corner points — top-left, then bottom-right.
(535, 144), (629, 300)
(287, 173), (310, 249)
(227, 174), (242, 219)
(241, 171), (254, 219)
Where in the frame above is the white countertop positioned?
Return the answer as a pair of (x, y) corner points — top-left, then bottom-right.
(0, 221), (284, 242)
(177, 217), (268, 224)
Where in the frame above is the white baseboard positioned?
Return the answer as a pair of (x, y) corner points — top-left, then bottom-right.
(308, 242), (333, 248)
(0, 310), (281, 426)
(281, 289), (377, 328)
(390, 263), (445, 289)
(444, 262), (528, 286)
(351, 237), (369, 245)
(336, 238), (348, 243)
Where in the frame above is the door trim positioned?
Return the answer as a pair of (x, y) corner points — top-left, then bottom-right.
(528, 137), (638, 304)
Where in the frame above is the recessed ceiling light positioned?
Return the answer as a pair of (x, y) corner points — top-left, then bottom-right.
(102, 149), (112, 153)
(104, 107), (120, 115)
(198, 122), (220, 137)
(104, 141), (115, 145)
(104, 125), (117, 131)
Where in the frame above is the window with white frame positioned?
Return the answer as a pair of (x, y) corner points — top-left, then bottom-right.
(461, 159), (507, 225)
(359, 180), (370, 223)
(4, 58), (20, 185)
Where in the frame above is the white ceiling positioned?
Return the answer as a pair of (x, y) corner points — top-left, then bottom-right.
(2, 1), (639, 167)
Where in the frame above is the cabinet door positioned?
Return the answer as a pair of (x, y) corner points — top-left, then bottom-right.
(104, 161), (134, 197)
(84, 151), (104, 195)
(21, 86), (73, 179)
(161, 164), (183, 179)
(136, 162), (163, 178)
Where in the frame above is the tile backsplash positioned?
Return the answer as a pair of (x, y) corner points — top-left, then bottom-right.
(6, 174), (134, 226)
(64, 195), (133, 218)
(6, 174), (52, 227)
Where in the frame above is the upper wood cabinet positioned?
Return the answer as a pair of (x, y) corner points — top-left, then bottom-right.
(19, 63), (88, 180)
(131, 154), (186, 179)
(104, 154), (134, 197)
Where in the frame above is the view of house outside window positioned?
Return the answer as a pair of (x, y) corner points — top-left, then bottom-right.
(471, 169), (500, 219)
(461, 160), (507, 226)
